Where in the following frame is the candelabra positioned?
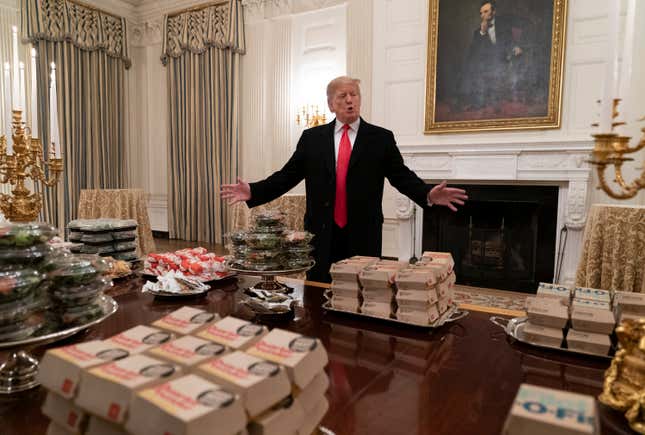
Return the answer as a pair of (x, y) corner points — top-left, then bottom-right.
(0, 110), (63, 222)
(589, 99), (645, 199)
(295, 105), (326, 128)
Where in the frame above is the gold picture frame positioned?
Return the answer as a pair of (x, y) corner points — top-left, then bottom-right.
(424, 0), (567, 134)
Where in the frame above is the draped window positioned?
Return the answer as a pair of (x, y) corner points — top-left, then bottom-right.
(21, 0), (131, 227)
(161, 0), (245, 243)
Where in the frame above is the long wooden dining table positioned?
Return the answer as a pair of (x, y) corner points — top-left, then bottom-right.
(0, 275), (635, 435)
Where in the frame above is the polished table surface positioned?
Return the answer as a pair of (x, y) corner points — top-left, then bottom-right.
(0, 276), (635, 435)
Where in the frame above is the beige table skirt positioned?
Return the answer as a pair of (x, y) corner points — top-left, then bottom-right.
(575, 204), (645, 293)
(78, 189), (156, 256)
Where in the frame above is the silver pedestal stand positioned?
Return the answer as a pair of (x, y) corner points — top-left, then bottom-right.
(0, 295), (118, 394)
(229, 262), (314, 293)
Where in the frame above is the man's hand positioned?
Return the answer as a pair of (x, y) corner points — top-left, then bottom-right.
(428, 181), (468, 212)
(221, 177), (251, 204)
(480, 20), (489, 34)
(512, 46), (523, 56)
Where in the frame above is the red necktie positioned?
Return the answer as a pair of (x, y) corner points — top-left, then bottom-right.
(334, 124), (351, 228)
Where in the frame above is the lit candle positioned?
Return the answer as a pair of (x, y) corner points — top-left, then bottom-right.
(11, 25), (19, 110)
(600, 1), (620, 132)
(18, 62), (25, 111)
(30, 48), (38, 137)
(3, 62), (13, 153)
(49, 62), (60, 158)
(618, 0), (636, 116)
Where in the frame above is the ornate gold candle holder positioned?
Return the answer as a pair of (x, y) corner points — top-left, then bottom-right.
(0, 110), (63, 222)
(599, 318), (645, 434)
(588, 100), (645, 199)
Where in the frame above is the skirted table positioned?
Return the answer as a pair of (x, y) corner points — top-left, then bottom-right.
(77, 188), (156, 256)
(576, 203), (645, 293)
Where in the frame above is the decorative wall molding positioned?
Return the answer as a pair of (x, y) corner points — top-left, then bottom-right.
(129, 18), (163, 47)
(394, 193), (413, 220)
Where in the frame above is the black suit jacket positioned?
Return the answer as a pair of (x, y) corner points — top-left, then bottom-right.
(247, 118), (430, 282)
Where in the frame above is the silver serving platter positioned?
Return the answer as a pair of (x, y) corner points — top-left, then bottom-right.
(0, 295), (118, 350)
(143, 286), (211, 298)
(323, 298), (468, 329)
(490, 316), (613, 360)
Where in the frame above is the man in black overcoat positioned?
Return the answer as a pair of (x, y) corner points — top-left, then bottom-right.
(222, 76), (467, 282)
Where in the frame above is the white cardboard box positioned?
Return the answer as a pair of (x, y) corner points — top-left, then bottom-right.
(152, 306), (220, 335)
(247, 329), (328, 388)
(566, 329), (611, 355)
(523, 323), (563, 348)
(571, 298), (610, 311)
(297, 397), (329, 435)
(104, 325), (173, 355)
(295, 371), (329, 414)
(614, 291), (645, 315)
(126, 374), (247, 435)
(46, 422), (75, 435)
(247, 396), (305, 435)
(195, 351), (291, 418)
(572, 287), (610, 304)
(147, 335), (230, 368)
(571, 307), (615, 335)
(196, 317), (268, 350)
(86, 416), (128, 435)
(75, 354), (181, 424)
(526, 297), (569, 329)
(503, 383), (598, 435)
(37, 340), (131, 399)
(42, 391), (88, 434)
(537, 283), (571, 305)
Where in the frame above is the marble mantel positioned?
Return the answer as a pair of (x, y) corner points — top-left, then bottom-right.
(394, 140), (595, 286)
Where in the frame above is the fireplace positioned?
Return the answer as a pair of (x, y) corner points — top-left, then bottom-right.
(422, 185), (559, 293)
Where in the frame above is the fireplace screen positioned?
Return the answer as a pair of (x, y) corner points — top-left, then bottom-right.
(422, 185), (558, 293)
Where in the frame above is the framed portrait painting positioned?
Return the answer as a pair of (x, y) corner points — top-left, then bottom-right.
(425, 0), (567, 133)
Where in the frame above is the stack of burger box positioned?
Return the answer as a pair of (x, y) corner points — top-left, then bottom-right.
(245, 328), (330, 435)
(38, 307), (329, 435)
(358, 260), (406, 319)
(522, 283), (571, 348)
(613, 290), (645, 323)
(393, 253), (455, 326)
(567, 286), (614, 355)
(329, 256), (378, 312)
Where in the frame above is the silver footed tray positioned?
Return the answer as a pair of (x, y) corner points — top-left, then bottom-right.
(322, 294), (468, 329)
(0, 294), (118, 394)
(228, 261), (314, 293)
(490, 316), (614, 360)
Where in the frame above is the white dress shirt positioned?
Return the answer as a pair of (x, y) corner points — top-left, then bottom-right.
(480, 18), (496, 44)
(333, 118), (360, 163)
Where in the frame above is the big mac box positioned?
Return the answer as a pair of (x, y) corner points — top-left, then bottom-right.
(104, 325), (173, 354)
(503, 384), (598, 435)
(565, 329), (611, 355)
(358, 266), (398, 289)
(395, 268), (440, 290)
(614, 291), (645, 315)
(126, 374), (247, 435)
(41, 391), (88, 434)
(420, 251), (454, 271)
(572, 287), (610, 304)
(152, 306), (220, 336)
(195, 351), (291, 418)
(437, 272), (456, 299)
(75, 354), (181, 424)
(37, 340), (131, 399)
(329, 294), (360, 312)
(246, 329), (328, 388)
(195, 317), (268, 350)
(329, 260), (369, 282)
(147, 335), (230, 368)
(247, 396), (305, 435)
(570, 307), (615, 334)
(537, 283), (572, 305)
(361, 300), (392, 319)
(329, 280), (361, 296)
(526, 297), (568, 329)
(297, 397), (328, 435)
(396, 304), (440, 325)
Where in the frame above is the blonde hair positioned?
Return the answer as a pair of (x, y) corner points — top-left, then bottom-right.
(326, 76), (361, 101)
